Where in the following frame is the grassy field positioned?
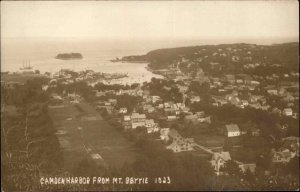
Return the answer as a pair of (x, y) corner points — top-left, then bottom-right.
(229, 136), (270, 163)
(48, 100), (137, 171)
(194, 134), (225, 148)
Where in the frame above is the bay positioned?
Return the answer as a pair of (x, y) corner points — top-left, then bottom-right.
(1, 38), (164, 84)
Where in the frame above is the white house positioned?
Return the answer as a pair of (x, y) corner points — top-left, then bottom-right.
(129, 113), (146, 129)
(238, 163), (256, 174)
(210, 152), (232, 175)
(124, 115), (131, 121)
(176, 103), (186, 110)
(166, 138), (194, 153)
(225, 124), (241, 137)
(146, 120), (159, 133)
(283, 108), (293, 116)
(147, 107), (155, 113)
(143, 104), (155, 113)
(190, 96), (201, 103)
(236, 79), (243, 84)
(119, 108), (127, 114)
(108, 99), (117, 106)
(157, 104), (164, 109)
(147, 126), (159, 134)
(241, 100), (249, 107)
(178, 85), (189, 93)
(212, 102), (219, 107)
(51, 94), (63, 100)
(131, 113), (146, 122)
(67, 92), (77, 99)
(104, 102), (111, 106)
(42, 85), (49, 91)
(272, 149), (295, 164)
(131, 121), (145, 129)
(160, 128), (170, 142)
(66, 79), (74, 84)
(250, 80), (260, 85)
(167, 115), (177, 121)
(267, 89), (278, 95)
(145, 119), (155, 128)
(198, 116), (211, 124)
(151, 96), (161, 103)
(164, 102), (171, 109)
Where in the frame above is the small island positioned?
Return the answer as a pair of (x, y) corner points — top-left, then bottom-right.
(55, 53), (83, 60)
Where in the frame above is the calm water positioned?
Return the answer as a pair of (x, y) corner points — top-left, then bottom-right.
(1, 38), (165, 84)
(2, 37), (293, 84)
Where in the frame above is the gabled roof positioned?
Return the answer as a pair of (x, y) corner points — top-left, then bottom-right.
(167, 141), (179, 149)
(145, 119), (154, 124)
(212, 152), (231, 161)
(160, 128), (170, 135)
(226, 124), (240, 132)
(283, 108), (292, 112)
(168, 129), (181, 138)
(131, 113), (146, 119)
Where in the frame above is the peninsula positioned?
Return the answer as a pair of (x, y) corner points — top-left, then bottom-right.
(117, 42), (298, 70)
(110, 55), (148, 63)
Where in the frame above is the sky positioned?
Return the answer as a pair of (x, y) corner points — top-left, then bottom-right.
(1, 1), (299, 42)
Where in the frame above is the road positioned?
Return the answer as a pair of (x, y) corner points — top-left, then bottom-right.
(193, 143), (214, 154)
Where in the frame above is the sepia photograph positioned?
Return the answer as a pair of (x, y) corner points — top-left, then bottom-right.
(1, 0), (299, 191)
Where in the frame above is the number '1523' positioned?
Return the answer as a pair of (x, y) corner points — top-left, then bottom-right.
(154, 177), (171, 184)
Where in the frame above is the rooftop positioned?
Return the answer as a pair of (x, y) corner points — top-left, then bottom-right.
(212, 152), (231, 161)
(226, 124), (240, 132)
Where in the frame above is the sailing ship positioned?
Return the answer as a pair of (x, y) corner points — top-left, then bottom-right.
(20, 60), (33, 70)
(19, 60), (34, 74)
